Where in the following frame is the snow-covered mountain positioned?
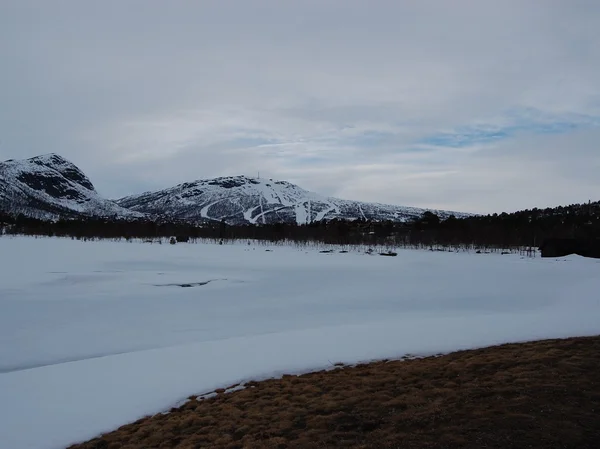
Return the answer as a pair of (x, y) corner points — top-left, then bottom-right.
(1, 154), (469, 224)
(0, 154), (142, 220)
(117, 175), (468, 225)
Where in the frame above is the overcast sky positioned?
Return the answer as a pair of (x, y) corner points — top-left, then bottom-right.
(1, 1), (599, 214)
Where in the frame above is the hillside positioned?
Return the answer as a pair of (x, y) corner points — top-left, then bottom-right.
(0, 154), (142, 220)
(117, 175), (468, 225)
(1, 154), (469, 224)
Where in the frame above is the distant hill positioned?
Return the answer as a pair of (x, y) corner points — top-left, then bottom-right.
(117, 175), (469, 225)
(0, 154), (143, 220)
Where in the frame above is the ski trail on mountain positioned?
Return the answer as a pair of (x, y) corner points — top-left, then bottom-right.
(113, 175), (470, 224)
(252, 205), (290, 224)
(199, 197), (226, 221)
(358, 203), (367, 221)
(315, 203), (336, 222)
(294, 202), (309, 225)
(243, 205), (261, 223)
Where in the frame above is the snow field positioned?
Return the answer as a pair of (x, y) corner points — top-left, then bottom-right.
(0, 236), (599, 449)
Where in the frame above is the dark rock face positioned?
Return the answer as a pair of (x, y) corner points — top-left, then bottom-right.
(28, 154), (96, 192)
(16, 173), (87, 201)
(55, 166), (95, 191)
(208, 178), (247, 189)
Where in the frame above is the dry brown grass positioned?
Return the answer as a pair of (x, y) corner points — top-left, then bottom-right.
(69, 336), (600, 449)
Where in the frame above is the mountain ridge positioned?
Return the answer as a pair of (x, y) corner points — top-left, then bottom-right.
(1, 153), (469, 223)
(117, 174), (469, 225)
(0, 153), (143, 220)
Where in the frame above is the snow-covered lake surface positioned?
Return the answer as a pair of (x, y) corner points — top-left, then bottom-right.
(1, 237), (599, 449)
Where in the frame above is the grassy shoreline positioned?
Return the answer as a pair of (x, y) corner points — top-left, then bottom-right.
(69, 336), (600, 449)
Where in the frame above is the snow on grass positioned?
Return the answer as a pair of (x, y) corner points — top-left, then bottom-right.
(0, 236), (599, 449)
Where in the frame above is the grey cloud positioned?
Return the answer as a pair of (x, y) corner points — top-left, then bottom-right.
(1, 0), (599, 213)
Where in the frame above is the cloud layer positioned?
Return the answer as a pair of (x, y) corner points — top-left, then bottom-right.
(1, 0), (599, 213)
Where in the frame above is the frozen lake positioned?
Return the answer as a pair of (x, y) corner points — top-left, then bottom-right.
(1, 237), (599, 449)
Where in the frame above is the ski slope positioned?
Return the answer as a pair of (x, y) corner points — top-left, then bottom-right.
(117, 175), (469, 224)
(1, 237), (599, 449)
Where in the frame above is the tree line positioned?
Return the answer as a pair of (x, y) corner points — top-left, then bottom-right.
(1, 200), (599, 250)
